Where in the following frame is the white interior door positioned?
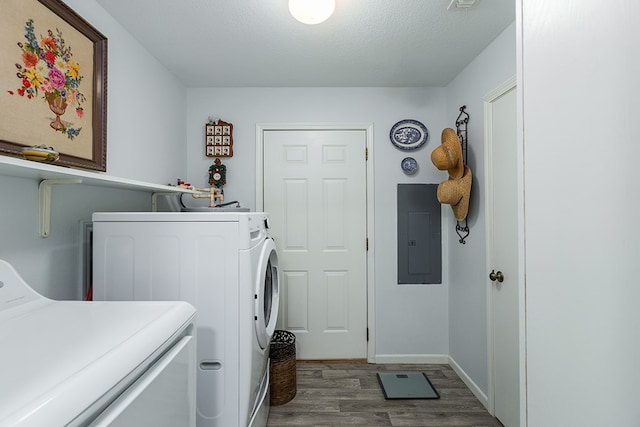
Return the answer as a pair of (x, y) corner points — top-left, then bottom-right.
(486, 80), (520, 427)
(262, 129), (368, 359)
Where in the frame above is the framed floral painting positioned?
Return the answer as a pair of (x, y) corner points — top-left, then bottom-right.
(0, 0), (107, 171)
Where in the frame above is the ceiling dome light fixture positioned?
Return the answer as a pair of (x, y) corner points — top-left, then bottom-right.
(289, 0), (335, 25)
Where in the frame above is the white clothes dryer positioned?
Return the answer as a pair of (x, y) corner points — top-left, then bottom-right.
(92, 212), (280, 427)
(0, 259), (197, 427)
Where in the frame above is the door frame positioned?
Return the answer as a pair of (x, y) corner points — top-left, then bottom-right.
(484, 77), (527, 423)
(255, 122), (375, 362)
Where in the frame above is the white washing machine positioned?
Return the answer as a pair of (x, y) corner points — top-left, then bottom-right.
(0, 259), (197, 426)
(92, 212), (280, 427)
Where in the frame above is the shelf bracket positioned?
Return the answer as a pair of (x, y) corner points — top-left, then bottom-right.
(39, 178), (83, 238)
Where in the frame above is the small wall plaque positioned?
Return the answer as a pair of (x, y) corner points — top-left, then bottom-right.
(205, 119), (233, 157)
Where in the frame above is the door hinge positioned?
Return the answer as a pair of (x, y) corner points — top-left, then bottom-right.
(365, 147), (368, 161)
(366, 237), (369, 251)
(366, 328), (369, 342)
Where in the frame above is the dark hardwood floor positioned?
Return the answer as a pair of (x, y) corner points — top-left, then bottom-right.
(267, 362), (502, 427)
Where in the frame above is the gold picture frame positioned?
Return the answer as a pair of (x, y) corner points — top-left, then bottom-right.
(0, 0), (107, 171)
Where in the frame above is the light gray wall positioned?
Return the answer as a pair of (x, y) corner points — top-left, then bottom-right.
(185, 87), (451, 357)
(0, 178), (150, 299)
(445, 23), (516, 395)
(521, 1), (640, 424)
(0, 0), (187, 299)
(64, 0), (187, 184)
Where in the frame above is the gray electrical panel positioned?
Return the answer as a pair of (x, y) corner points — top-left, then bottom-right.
(397, 184), (442, 284)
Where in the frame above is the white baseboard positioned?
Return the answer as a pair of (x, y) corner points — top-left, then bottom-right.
(373, 354), (450, 364)
(448, 356), (490, 411)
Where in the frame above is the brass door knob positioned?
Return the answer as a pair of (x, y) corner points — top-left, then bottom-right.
(489, 270), (504, 283)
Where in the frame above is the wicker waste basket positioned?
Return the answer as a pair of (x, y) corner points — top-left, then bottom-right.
(269, 330), (297, 406)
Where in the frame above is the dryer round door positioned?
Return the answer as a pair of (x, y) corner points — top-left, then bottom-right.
(254, 238), (280, 350)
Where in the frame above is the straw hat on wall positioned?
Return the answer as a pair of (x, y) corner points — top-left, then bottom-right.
(437, 165), (472, 221)
(430, 127), (472, 221)
(430, 128), (464, 180)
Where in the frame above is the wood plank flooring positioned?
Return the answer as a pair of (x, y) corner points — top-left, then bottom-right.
(267, 362), (502, 427)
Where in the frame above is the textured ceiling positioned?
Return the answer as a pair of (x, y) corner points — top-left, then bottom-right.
(96, 0), (515, 87)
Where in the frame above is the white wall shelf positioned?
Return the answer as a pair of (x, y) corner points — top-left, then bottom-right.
(0, 155), (195, 193)
(0, 155), (197, 237)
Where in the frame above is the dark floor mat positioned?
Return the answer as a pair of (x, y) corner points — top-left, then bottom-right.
(377, 372), (440, 399)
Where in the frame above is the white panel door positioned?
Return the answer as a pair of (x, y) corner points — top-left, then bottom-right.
(263, 129), (367, 359)
(486, 83), (520, 427)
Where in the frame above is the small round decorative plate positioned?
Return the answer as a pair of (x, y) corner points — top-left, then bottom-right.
(389, 119), (429, 151)
(401, 157), (418, 175)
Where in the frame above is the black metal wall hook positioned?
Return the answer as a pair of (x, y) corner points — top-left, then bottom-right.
(455, 105), (469, 244)
(456, 105), (469, 166)
(456, 221), (469, 244)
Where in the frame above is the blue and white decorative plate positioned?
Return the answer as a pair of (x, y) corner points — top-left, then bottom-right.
(401, 157), (418, 175)
(389, 119), (429, 151)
